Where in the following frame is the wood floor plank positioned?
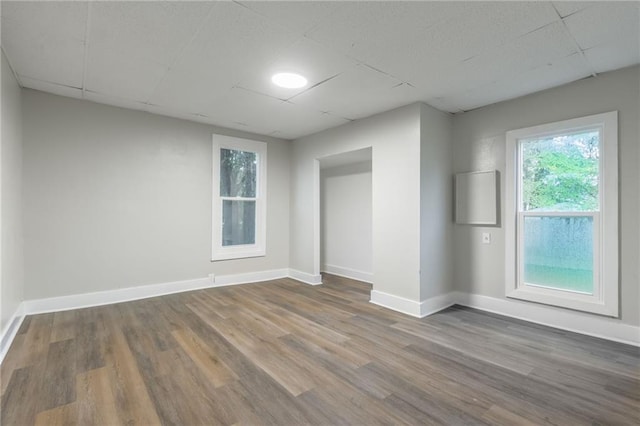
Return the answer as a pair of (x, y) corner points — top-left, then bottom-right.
(1, 273), (638, 425)
(75, 367), (122, 426)
(101, 314), (162, 426)
(49, 310), (78, 343)
(40, 338), (77, 411)
(171, 327), (237, 388)
(34, 402), (78, 426)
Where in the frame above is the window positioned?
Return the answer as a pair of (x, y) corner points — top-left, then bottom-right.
(505, 112), (618, 316)
(212, 135), (266, 261)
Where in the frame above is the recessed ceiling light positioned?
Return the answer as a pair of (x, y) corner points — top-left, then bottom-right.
(271, 72), (308, 89)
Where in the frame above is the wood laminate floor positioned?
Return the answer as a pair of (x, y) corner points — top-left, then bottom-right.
(1, 274), (638, 425)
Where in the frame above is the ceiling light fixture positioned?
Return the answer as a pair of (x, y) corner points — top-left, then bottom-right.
(271, 72), (308, 89)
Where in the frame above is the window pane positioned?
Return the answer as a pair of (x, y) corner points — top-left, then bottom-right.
(521, 130), (599, 212)
(523, 216), (593, 294)
(222, 200), (256, 246)
(220, 148), (257, 197)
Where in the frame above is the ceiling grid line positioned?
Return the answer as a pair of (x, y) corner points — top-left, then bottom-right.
(551, 3), (598, 78)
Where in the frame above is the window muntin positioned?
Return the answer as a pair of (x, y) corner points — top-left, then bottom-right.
(505, 112), (618, 317)
(212, 135), (266, 261)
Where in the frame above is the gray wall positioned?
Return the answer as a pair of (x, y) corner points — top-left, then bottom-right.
(292, 104), (423, 300)
(1, 51), (24, 332)
(22, 90), (290, 300)
(320, 161), (372, 277)
(452, 65), (640, 326)
(420, 103), (453, 299)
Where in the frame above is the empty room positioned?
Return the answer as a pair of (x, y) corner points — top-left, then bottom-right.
(1, 1), (639, 425)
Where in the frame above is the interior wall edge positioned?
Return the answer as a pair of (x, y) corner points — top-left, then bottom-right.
(0, 302), (25, 365)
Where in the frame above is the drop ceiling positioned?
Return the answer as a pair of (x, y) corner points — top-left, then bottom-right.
(1, 1), (638, 140)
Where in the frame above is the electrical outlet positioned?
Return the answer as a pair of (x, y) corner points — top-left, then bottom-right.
(482, 232), (491, 244)
(208, 273), (216, 284)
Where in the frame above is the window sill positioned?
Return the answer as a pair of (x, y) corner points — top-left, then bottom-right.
(506, 287), (618, 317)
(211, 247), (265, 262)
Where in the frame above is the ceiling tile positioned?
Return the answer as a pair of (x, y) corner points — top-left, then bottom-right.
(237, 1), (346, 35)
(148, 1), (300, 110)
(1, 1), (637, 140)
(144, 104), (214, 126)
(584, 39), (640, 74)
(564, 2), (640, 50)
(85, 48), (168, 102)
(449, 53), (592, 111)
(147, 67), (234, 114)
(235, 37), (358, 100)
(19, 76), (83, 100)
(89, 1), (213, 66)
(1, 17), (85, 87)
(552, 1), (594, 18)
(1, 1), (87, 41)
(84, 91), (149, 112)
(290, 64), (422, 120)
(202, 87), (348, 139)
(306, 1), (462, 81)
(177, 2), (299, 70)
(412, 2), (560, 65)
(425, 21), (579, 97)
(308, 1), (559, 87)
(307, 1), (462, 58)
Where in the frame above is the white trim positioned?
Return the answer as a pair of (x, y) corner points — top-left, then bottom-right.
(213, 269), (288, 286)
(370, 290), (422, 317)
(0, 303), (26, 364)
(23, 269), (291, 316)
(505, 111), (619, 317)
(212, 134), (267, 261)
(370, 289), (637, 346)
(24, 277), (214, 315)
(313, 159), (321, 277)
(288, 269), (323, 285)
(420, 292), (456, 317)
(453, 292), (639, 347)
(322, 264), (373, 283)
(370, 290), (456, 318)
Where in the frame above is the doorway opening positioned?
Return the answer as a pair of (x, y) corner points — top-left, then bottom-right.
(317, 148), (373, 283)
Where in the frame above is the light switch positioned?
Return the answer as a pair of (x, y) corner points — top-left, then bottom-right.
(482, 232), (491, 244)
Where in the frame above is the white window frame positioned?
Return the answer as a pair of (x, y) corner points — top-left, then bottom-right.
(212, 134), (267, 261)
(505, 111), (618, 317)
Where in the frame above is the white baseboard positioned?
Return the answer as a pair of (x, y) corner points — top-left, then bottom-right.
(24, 277), (214, 315)
(453, 292), (640, 347)
(213, 268), (289, 286)
(370, 290), (455, 318)
(288, 269), (322, 285)
(370, 289), (639, 346)
(370, 290), (421, 317)
(23, 268), (291, 316)
(322, 264), (373, 283)
(0, 303), (25, 364)
(420, 292), (456, 317)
